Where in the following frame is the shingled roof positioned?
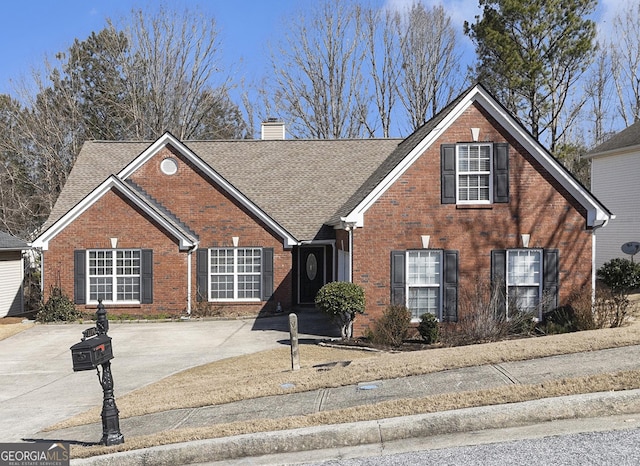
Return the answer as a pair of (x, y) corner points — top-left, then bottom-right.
(588, 119), (640, 156)
(329, 88), (468, 224)
(43, 138), (402, 242)
(0, 231), (29, 250)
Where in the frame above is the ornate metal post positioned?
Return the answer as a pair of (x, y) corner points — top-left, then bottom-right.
(96, 301), (124, 446)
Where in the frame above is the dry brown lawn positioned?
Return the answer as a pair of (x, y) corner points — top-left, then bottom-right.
(1, 296), (629, 457)
(0, 317), (33, 340)
(55, 312), (640, 458)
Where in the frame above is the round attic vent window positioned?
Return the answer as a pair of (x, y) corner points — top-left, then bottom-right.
(160, 158), (178, 175)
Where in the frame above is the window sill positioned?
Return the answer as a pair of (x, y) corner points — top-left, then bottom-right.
(456, 204), (493, 210)
(84, 303), (142, 309)
(208, 300), (262, 304)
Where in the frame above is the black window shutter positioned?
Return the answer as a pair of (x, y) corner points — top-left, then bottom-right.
(442, 250), (459, 322)
(441, 144), (457, 204)
(493, 143), (509, 203)
(543, 249), (559, 312)
(141, 249), (153, 304)
(261, 248), (274, 301)
(74, 250), (86, 304)
(390, 251), (406, 306)
(196, 248), (209, 302)
(491, 250), (507, 315)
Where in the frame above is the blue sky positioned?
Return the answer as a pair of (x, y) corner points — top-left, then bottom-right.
(0, 0), (304, 95)
(0, 0), (624, 98)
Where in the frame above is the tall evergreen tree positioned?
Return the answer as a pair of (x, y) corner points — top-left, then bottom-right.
(465, 0), (596, 152)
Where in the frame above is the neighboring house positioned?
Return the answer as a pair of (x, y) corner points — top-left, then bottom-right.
(0, 231), (29, 318)
(584, 122), (639, 269)
(33, 84), (611, 335)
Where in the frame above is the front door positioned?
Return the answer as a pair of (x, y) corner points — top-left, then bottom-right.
(299, 246), (325, 304)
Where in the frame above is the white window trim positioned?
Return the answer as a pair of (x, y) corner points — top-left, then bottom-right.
(456, 143), (493, 204)
(208, 248), (262, 302)
(405, 249), (443, 321)
(505, 248), (542, 317)
(87, 249), (142, 305)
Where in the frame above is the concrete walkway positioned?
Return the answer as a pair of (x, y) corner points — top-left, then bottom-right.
(3, 314), (640, 465)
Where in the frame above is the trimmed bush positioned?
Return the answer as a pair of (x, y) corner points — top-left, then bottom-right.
(597, 258), (640, 294)
(36, 287), (82, 323)
(418, 313), (440, 344)
(315, 282), (365, 339)
(369, 304), (412, 347)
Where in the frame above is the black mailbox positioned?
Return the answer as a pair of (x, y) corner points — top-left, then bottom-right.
(70, 333), (113, 372)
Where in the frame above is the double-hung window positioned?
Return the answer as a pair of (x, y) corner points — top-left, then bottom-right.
(407, 250), (442, 320)
(392, 249), (458, 322)
(88, 249), (141, 303)
(457, 143), (492, 203)
(492, 248), (558, 319)
(506, 249), (542, 315)
(441, 142), (509, 205)
(210, 248), (262, 301)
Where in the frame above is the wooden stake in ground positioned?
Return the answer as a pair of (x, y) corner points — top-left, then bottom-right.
(289, 313), (300, 371)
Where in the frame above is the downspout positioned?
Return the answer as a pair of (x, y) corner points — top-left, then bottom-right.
(591, 217), (611, 304)
(187, 247), (194, 315)
(349, 226), (354, 283)
(39, 250), (44, 301)
(343, 222), (357, 283)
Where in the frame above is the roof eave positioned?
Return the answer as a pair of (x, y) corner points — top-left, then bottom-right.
(583, 144), (640, 160)
(340, 84), (613, 228)
(32, 176), (198, 251)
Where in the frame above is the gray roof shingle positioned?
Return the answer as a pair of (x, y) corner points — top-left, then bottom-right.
(329, 89), (468, 224)
(0, 231), (29, 250)
(589, 119), (640, 155)
(44, 138), (402, 241)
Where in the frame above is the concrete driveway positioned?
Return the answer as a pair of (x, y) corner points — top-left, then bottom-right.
(0, 311), (337, 443)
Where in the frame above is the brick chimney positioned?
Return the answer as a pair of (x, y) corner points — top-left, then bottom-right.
(261, 118), (285, 140)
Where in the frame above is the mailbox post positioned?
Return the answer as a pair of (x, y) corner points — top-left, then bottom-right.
(70, 300), (124, 446)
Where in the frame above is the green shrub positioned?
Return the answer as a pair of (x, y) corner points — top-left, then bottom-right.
(597, 258), (640, 294)
(36, 287), (82, 323)
(370, 304), (412, 347)
(418, 313), (439, 344)
(315, 282), (365, 339)
(542, 306), (577, 334)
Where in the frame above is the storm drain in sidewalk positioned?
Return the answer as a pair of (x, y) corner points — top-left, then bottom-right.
(358, 383), (379, 390)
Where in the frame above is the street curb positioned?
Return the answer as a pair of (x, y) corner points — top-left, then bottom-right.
(71, 389), (640, 465)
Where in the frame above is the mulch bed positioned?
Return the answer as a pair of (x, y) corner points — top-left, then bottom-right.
(321, 337), (438, 352)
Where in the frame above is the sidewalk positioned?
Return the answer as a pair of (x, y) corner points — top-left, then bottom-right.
(34, 344), (640, 465)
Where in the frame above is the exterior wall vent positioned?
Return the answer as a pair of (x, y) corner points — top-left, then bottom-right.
(261, 118), (285, 140)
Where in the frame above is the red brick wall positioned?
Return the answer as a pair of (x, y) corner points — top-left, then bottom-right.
(43, 144), (292, 316)
(352, 103), (593, 334)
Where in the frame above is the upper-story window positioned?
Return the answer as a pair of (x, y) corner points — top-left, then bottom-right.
(441, 142), (510, 205)
(457, 143), (492, 203)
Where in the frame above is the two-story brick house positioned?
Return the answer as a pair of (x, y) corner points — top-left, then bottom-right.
(33, 85), (611, 335)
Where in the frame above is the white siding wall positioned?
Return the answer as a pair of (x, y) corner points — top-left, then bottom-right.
(0, 252), (24, 317)
(591, 151), (640, 269)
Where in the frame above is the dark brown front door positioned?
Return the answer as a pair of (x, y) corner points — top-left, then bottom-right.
(299, 246), (325, 304)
